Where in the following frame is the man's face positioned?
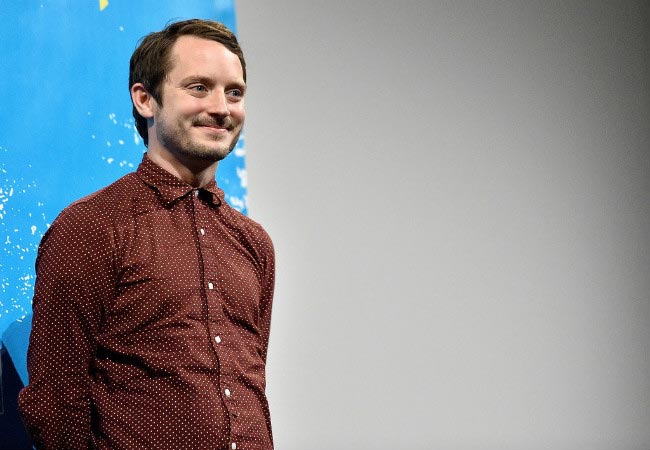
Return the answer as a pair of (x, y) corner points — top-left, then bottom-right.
(150, 35), (245, 164)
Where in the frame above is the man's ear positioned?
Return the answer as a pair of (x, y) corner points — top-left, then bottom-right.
(131, 83), (156, 118)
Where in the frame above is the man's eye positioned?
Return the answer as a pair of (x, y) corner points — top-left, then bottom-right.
(190, 85), (207, 92)
(227, 89), (244, 98)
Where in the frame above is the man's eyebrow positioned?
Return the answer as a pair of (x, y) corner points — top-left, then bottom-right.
(177, 75), (246, 89)
(178, 75), (213, 85)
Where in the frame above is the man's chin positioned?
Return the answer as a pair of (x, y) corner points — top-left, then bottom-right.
(183, 145), (234, 163)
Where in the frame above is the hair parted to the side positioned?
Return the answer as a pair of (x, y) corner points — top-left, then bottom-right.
(129, 19), (246, 147)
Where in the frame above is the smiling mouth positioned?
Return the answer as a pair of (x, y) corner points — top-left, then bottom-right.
(198, 124), (228, 131)
(195, 123), (232, 136)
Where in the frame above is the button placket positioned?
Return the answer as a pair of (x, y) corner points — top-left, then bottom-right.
(194, 190), (239, 444)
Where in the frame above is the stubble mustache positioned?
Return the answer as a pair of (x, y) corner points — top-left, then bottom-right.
(192, 117), (234, 130)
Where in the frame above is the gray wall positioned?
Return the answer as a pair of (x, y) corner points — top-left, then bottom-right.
(237, 1), (650, 449)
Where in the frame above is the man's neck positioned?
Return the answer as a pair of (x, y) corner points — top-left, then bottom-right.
(146, 148), (218, 188)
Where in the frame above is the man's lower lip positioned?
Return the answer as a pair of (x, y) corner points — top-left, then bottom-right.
(197, 126), (228, 133)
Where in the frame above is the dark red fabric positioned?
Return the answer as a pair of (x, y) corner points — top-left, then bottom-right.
(19, 154), (275, 450)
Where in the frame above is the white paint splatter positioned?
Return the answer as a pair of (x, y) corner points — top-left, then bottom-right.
(236, 167), (248, 188)
(227, 196), (246, 211)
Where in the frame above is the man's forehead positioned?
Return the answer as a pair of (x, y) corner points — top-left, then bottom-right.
(170, 36), (234, 59)
(167, 36), (243, 77)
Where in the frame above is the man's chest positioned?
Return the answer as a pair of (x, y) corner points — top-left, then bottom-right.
(106, 205), (263, 336)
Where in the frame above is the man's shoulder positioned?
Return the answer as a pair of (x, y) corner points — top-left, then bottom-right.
(223, 203), (272, 241)
(219, 203), (274, 260)
(36, 172), (145, 257)
(54, 172), (143, 227)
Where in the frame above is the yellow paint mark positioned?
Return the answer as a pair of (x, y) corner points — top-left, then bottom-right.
(100, 0), (109, 11)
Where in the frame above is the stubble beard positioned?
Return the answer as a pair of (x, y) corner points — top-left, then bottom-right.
(158, 121), (242, 163)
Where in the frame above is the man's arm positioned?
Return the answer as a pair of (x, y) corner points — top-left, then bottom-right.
(257, 232), (275, 363)
(18, 204), (114, 449)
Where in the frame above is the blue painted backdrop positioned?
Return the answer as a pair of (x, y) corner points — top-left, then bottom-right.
(0, 1), (244, 390)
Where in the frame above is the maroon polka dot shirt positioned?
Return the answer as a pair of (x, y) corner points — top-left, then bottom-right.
(18, 154), (275, 450)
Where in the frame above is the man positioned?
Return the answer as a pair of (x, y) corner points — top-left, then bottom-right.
(18, 19), (275, 450)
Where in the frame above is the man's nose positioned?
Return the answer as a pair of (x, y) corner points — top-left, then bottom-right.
(206, 91), (230, 116)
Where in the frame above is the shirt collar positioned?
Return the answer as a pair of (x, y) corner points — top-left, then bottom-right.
(136, 153), (223, 207)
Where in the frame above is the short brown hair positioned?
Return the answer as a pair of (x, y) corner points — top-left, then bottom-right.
(129, 19), (246, 146)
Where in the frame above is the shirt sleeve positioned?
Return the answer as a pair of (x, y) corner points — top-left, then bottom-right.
(257, 230), (275, 363)
(18, 203), (116, 449)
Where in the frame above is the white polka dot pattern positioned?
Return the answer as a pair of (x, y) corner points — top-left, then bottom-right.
(18, 154), (275, 450)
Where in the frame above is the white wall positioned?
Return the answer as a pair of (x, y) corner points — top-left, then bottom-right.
(237, 1), (650, 449)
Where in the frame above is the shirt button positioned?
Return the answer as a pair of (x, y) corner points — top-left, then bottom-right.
(208, 282), (214, 290)
(194, 190), (200, 197)
(231, 443), (237, 450)
(200, 228), (205, 236)
(225, 388), (231, 397)
(215, 335), (222, 344)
